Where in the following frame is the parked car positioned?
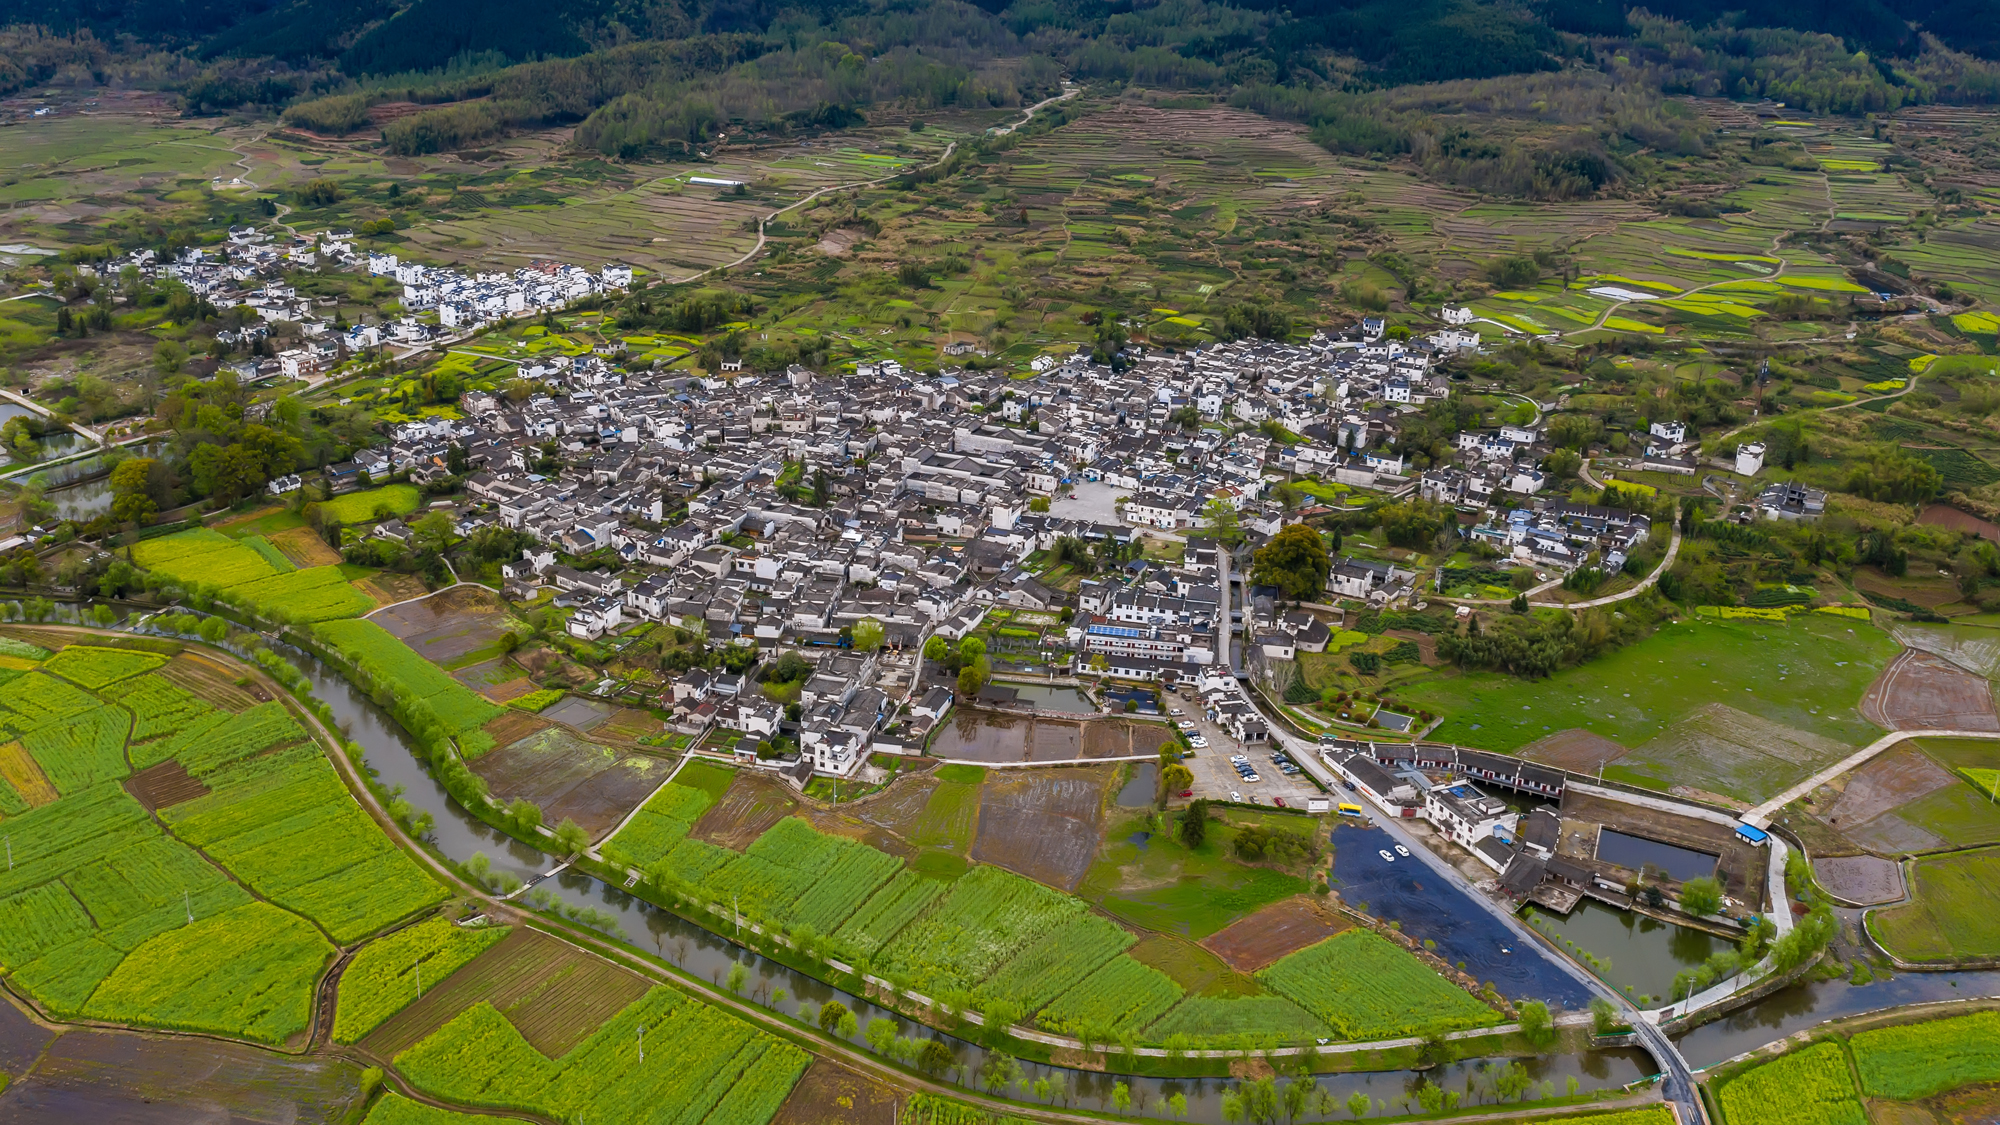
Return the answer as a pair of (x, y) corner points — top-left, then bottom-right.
(1169, 708), (1184, 716)
(1229, 790), (1242, 802)
(1177, 720), (1197, 730)
(1272, 797), (1286, 807)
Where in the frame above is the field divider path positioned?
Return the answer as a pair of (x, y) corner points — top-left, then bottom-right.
(1743, 727), (2000, 827)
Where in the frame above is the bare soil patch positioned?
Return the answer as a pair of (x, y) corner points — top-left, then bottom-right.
(159, 653), (264, 710)
(123, 760), (208, 811)
(692, 772), (801, 850)
(1920, 503), (2000, 543)
(1083, 718), (1177, 758)
(542, 696), (616, 731)
(596, 707), (665, 741)
(771, 1062), (899, 1125)
(1201, 896), (1349, 972)
(353, 571), (430, 606)
(1813, 854), (1907, 905)
(363, 928), (566, 1058)
(1824, 748), (1958, 826)
(1518, 728), (1630, 773)
(851, 774), (938, 842)
(371, 585), (515, 663)
(1856, 567), (1962, 609)
(471, 728), (665, 839)
(813, 227), (868, 258)
(480, 709), (550, 748)
(970, 765), (1114, 890)
(1861, 650), (2000, 731)
(267, 526), (342, 568)
(1048, 1047), (1107, 1071)
(3, 1020), (365, 1123)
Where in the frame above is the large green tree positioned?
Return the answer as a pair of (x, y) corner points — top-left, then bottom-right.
(1251, 522), (1330, 599)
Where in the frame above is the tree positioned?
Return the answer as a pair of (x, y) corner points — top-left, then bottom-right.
(958, 636), (987, 662)
(1510, 593), (1529, 613)
(412, 510), (455, 553)
(817, 999), (849, 1033)
(981, 1052), (1022, 1094)
(1178, 799), (1209, 849)
(1347, 1090), (1370, 1119)
(866, 1018), (898, 1055)
(1680, 875), (1724, 916)
(725, 962), (747, 994)
(1160, 762), (1194, 800)
(552, 817), (589, 855)
(957, 659), (990, 699)
(923, 635), (950, 662)
(851, 617), (885, 653)
(1589, 996), (1620, 1035)
(1202, 497), (1243, 545)
(1251, 523), (1330, 600)
(1029, 496), (1051, 512)
(916, 1038), (954, 1076)
(1516, 999), (1553, 1046)
(1112, 1081), (1132, 1115)
(1167, 1093), (1188, 1119)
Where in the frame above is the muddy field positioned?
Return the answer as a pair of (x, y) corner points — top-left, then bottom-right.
(123, 760), (207, 811)
(542, 696), (617, 732)
(1862, 650), (2000, 731)
(470, 728), (669, 839)
(479, 709), (549, 749)
(158, 653), (266, 710)
(1518, 728), (1630, 773)
(0, 1023), (368, 1124)
(1618, 703), (1852, 807)
(771, 1061), (898, 1125)
(371, 585), (516, 664)
(852, 775), (940, 840)
(970, 765), (1114, 890)
(1201, 897), (1349, 972)
(1799, 747), (1963, 855)
(1892, 623), (2000, 678)
(596, 707), (666, 742)
(932, 713), (1171, 762)
(693, 771), (801, 850)
(1813, 854), (1907, 905)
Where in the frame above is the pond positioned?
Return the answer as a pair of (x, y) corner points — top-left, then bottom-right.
(1115, 762), (1158, 807)
(1595, 830), (1717, 883)
(1528, 900), (1724, 1005)
(1004, 682), (1099, 714)
(1330, 824), (1595, 1010)
(265, 640), (1655, 1123)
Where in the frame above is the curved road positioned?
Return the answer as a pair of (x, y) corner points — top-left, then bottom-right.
(1439, 526), (1683, 611)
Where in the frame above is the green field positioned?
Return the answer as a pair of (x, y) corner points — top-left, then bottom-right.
(600, 781), (715, 870)
(315, 484), (423, 525)
(1852, 1010), (2000, 1100)
(1870, 845), (2000, 961)
(312, 619), (504, 751)
(335, 918), (512, 1043)
(1714, 1041), (1865, 1125)
(1258, 930), (1501, 1040)
(133, 528), (374, 623)
(1080, 813), (1309, 938)
(362, 1093), (497, 1125)
(0, 636), (444, 1041)
(395, 987), (808, 1124)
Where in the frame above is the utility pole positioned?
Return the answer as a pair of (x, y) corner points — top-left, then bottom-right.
(638, 1023), (645, 1063)
(416, 959), (422, 1000)
(184, 890), (192, 923)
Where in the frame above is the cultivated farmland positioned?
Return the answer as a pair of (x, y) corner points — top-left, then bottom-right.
(1257, 930), (1500, 1040)
(334, 918), (512, 1044)
(1852, 1010), (2000, 1100)
(1714, 1041), (1865, 1125)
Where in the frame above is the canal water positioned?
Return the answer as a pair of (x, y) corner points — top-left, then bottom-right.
(1115, 762), (1159, 807)
(1529, 900), (1724, 1004)
(273, 644), (1652, 1122)
(1330, 824), (1596, 1011)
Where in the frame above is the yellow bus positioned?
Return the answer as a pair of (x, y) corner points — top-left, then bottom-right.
(1338, 803), (1364, 818)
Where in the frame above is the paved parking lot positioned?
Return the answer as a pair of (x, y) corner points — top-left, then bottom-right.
(1162, 685), (1324, 808)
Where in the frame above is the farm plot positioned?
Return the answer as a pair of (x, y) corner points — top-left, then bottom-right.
(878, 863), (1129, 1001)
(601, 780), (716, 870)
(315, 484), (422, 525)
(122, 759), (208, 810)
(313, 619), (503, 749)
(23, 709), (132, 795)
(1, 1018), (372, 1125)
(471, 727), (667, 839)
(1201, 897), (1349, 972)
(1714, 1041), (1865, 1125)
(372, 585), (520, 666)
(1144, 994), (1330, 1047)
(1852, 1009), (2000, 1100)
(1610, 703), (1859, 806)
(1860, 649), (2000, 731)
(102, 674), (214, 742)
(724, 818), (905, 928)
(694, 772), (803, 850)
(40, 647), (166, 690)
(1517, 727), (1632, 774)
(133, 528), (374, 623)
(394, 986), (808, 1125)
(335, 918), (512, 1044)
(1804, 747), (1961, 855)
(771, 1062), (901, 1125)
(362, 928), (578, 1057)
(970, 766), (1115, 890)
(1258, 930), (1499, 1040)
(157, 653), (266, 710)
(81, 901), (331, 1045)
(831, 869), (950, 958)
(364, 1093), (495, 1124)
(1033, 954), (1183, 1037)
(1870, 845), (2000, 961)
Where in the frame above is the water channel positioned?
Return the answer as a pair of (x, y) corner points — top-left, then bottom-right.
(277, 645), (1653, 1122)
(1529, 900), (1724, 1004)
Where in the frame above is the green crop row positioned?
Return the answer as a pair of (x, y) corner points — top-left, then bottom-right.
(334, 917), (511, 1044)
(706, 817), (905, 937)
(831, 868), (948, 957)
(242, 535), (296, 573)
(600, 782), (714, 870)
(138, 700), (305, 775)
(42, 647), (167, 689)
(973, 913), (1134, 1014)
(228, 566), (378, 622)
(879, 864), (1102, 998)
(396, 987), (807, 1125)
(900, 1094), (1039, 1125)
(1145, 994), (1330, 1045)
(1715, 1041), (1865, 1125)
(1852, 1009), (2000, 1100)
(133, 528), (282, 588)
(1033, 953), (1183, 1037)
(102, 674), (213, 742)
(363, 1093), (494, 1125)
(0, 671), (100, 735)
(1258, 930), (1501, 1040)
(24, 708), (132, 795)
